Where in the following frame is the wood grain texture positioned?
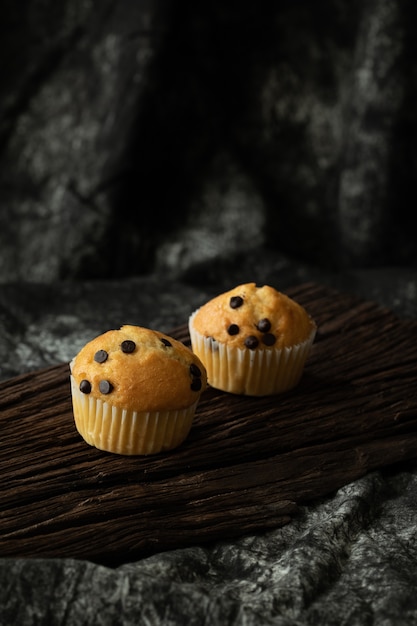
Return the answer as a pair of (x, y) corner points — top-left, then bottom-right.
(0, 282), (416, 566)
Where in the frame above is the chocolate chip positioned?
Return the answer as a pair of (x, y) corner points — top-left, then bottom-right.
(79, 379), (91, 394)
(262, 333), (276, 346)
(121, 340), (136, 354)
(160, 337), (172, 347)
(99, 380), (113, 394)
(94, 349), (108, 363)
(190, 363), (201, 377)
(227, 323), (239, 335)
(244, 335), (259, 350)
(191, 378), (202, 391)
(230, 295), (244, 309)
(257, 318), (271, 333)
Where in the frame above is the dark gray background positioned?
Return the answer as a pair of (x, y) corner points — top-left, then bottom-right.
(0, 0), (416, 284)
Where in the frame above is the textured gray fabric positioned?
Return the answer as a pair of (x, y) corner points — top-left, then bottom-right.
(1, 0), (417, 282)
(1, 467), (416, 625)
(0, 259), (416, 624)
(0, 0), (164, 281)
(1, 256), (416, 383)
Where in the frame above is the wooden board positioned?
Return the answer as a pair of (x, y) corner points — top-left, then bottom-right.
(0, 282), (416, 566)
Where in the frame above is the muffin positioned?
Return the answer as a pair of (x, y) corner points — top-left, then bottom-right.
(70, 325), (207, 455)
(189, 283), (316, 396)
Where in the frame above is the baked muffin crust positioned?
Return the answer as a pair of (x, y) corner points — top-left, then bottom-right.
(191, 283), (315, 350)
(71, 325), (207, 412)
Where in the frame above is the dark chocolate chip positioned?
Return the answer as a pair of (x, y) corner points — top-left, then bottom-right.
(121, 340), (136, 354)
(190, 363), (201, 377)
(244, 335), (259, 350)
(94, 349), (108, 363)
(257, 318), (271, 333)
(227, 323), (240, 335)
(160, 337), (172, 347)
(79, 379), (91, 394)
(230, 295), (244, 309)
(99, 380), (113, 394)
(191, 378), (202, 391)
(262, 333), (276, 346)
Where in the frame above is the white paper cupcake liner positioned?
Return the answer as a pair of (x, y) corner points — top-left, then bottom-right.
(70, 375), (197, 455)
(189, 311), (316, 396)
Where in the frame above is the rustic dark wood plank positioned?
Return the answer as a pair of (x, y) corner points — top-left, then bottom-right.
(0, 282), (416, 565)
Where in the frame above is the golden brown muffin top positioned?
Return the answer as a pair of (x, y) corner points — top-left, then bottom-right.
(190, 283), (316, 350)
(71, 325), (207, 412)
